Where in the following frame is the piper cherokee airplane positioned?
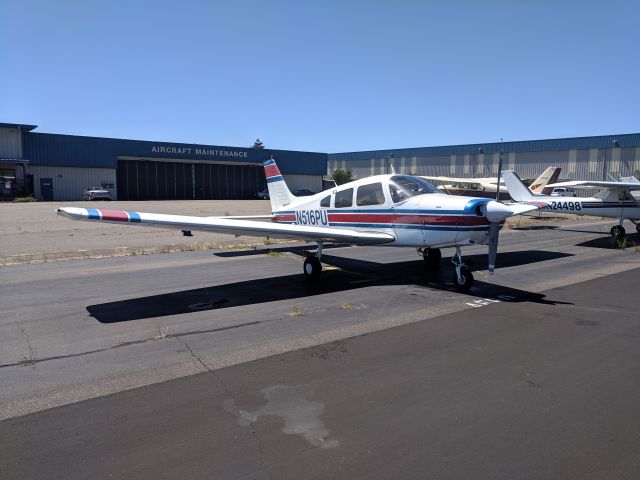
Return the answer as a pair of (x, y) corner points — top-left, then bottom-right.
(502, 170), (640, 238)
(420, 166), (561, 200)
(57, 159), (545, 292)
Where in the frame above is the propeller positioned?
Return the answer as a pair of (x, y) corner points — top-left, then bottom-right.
(488, 151), (503, 274)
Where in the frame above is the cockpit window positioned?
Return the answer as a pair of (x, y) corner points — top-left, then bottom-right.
(389, 175), (439, 203)
(356, 182), (385, 206)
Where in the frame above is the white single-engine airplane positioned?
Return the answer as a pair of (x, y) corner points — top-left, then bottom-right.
(502, 170), (640, 238)
(420, 166), (561, 200)
(57, 159), (545, 292)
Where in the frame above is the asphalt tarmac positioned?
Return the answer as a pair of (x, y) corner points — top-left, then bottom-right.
(2, 265), (639, 479)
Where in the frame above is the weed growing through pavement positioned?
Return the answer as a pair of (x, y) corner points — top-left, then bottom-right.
(19, 328), (37, 367)
(153, 327), (169, 340)
(617, 236), (628, 250)
(340, 303), (353, 310)
(288, 305), (304, 317)
(267, 250), (282, 256)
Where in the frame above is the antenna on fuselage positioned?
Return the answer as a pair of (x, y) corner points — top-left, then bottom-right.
(495, 141), (504, 202)
(386, 153), (396, 174)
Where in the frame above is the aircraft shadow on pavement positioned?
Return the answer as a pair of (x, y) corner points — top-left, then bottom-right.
(213, 244), (345, 258)
(509, 225), (559, 231)
(86, 250), (572, 323)
(576, 232), (640, 249)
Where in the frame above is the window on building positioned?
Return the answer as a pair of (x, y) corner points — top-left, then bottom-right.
(334, 188), (354, 208)
(320, 195), (330, 207)
(356, 182), (385, 206)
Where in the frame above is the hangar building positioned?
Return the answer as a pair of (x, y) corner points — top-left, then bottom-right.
(0, 122), (326, 201)
(328, 133), (640, 184)
(2, 121), (639, 201)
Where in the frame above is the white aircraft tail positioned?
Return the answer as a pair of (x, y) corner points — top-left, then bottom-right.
(263, 157), (295, 211)
(529, 166), (561, 194)
(502, 170), (536, 201)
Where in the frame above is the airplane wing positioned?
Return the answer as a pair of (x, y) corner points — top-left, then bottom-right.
(56, 207), (395, 244)
(546, 180), (640, 190)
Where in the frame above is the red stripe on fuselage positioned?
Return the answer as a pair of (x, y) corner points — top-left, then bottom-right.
(264, 164), (281, 178)
(327, 213), (489, 226)
(98, 210), (130, 222)
(277, 214), (296, 222)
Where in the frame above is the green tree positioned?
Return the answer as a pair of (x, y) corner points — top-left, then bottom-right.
(252, 138), (265, 149)
(331, 168), (353, 185)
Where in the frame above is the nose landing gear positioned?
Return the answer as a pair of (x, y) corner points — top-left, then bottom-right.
(452, 246), (474, 292)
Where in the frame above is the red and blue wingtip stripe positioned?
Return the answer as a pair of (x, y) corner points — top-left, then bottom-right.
(80, 208), (142, 222)
(263, 158), (284, 183)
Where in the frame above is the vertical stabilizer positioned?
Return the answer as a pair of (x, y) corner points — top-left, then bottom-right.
(263, 157), (295, 211)
(502, 170), (536, 201)
(530, 166), (561, 194)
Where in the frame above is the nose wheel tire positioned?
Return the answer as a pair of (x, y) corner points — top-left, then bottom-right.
(611, 225), (626, 238)
(303, 255), (322, 281)
(453, 266), (474, 293)
(421, 247), (442, 268)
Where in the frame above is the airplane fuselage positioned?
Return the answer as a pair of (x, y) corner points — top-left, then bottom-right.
(272, 174), (497, 248)
(535, 196), (640, 220)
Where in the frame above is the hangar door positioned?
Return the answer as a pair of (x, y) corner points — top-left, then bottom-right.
(117, 159), (266, 200)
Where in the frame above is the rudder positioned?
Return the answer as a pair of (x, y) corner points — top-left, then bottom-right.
(264, 157), (295, 211)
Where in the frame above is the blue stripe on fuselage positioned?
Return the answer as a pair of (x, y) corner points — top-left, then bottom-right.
(87, 208), (101, 220)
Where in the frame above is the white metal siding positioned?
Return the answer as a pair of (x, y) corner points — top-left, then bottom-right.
(28, 166), (117, 201)
(0, 127), (22, 158)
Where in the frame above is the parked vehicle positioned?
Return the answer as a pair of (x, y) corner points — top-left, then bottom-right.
(83, 187), (112, 201)
(550, 187), (576, 197)
(255, 189), (269, 200)
(293, 189), (315, 196)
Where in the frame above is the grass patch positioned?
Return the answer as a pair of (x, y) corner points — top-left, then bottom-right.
(288, 305), (304, 317)
(340, 303), (353, 310)
(12, 196), (38, 202)
(266, 250), (282, 256)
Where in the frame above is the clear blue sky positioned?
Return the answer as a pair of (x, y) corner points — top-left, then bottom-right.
(1, 1), (638, 152)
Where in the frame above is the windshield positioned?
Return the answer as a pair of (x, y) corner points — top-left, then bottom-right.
(389, 175), (440, 203)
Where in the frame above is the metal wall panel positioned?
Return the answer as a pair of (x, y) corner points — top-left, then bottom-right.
(0, 127), (22, 157)
(28, 166), (116, 201)
(330, 146), (640, 184)
(24, 132), (327, 175)
(329, 133), (640, 162)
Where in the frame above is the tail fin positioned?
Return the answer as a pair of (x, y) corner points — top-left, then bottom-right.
(529, 166), (561, 194)
(502, 170), (536, 201)
(263, 157), (295, 211)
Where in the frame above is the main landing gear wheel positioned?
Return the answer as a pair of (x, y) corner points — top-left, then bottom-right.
(303, 255), (322, 281)
(420, 247), (442, 268)
(610, 225), (626, 238)
(453, 266), (474, 293)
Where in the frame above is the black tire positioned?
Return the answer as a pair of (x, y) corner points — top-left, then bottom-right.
(422, 248), (442, 268)
(453, 266), (474, 293)
(303, 255), (322, 281)
(611, 225), (626, 238)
